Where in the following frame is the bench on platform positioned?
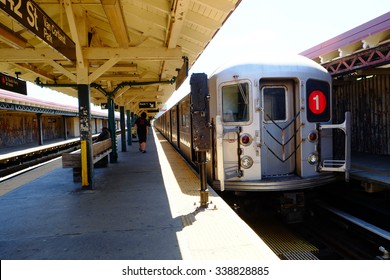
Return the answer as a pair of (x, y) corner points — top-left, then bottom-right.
(62, 138), (112, 182)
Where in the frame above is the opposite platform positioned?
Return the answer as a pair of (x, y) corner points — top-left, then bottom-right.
(0, 128), (278, 260)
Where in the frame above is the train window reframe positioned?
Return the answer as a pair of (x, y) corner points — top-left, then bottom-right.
(219, 80), (252, 125)
(261, 85), (288, 123)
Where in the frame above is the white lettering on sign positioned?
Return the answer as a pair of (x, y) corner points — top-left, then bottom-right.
(1, 0), (23, 18)
(14, 0), (22, 18)
(26, 1), (38, 31)
(52, 25), (66, 44)
(308, 90), (326, 115)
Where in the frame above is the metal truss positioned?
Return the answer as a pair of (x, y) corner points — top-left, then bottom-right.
(322, 42), (390, 77)
(0, 102), (77, 116)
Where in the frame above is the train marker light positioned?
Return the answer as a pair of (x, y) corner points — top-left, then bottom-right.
(240, 156), (253, 169)
(240, 133), (252, 146)
(308, 130), (318, 142)
(307, 153), (318, 165)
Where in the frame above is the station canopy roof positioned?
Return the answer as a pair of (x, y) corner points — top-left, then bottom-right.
(0, 0), (241, 116)
(300, 12), (390, 78)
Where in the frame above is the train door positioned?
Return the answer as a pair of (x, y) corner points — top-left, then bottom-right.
(215, 81), (251, 190)
(260, 79), (297, 177)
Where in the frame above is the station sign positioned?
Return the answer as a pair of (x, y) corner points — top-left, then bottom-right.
(0, 0), (76, 61)
(101, 103), (118, 110)
(306, 79), (330, 123)
(139, 102), (156, 109)
(0, 73), (27, 95)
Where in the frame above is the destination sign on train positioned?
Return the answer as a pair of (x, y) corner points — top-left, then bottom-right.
(308, 90), (327, 115)
(0, 0), (76, 61)
(0, 73), (27, 95)
(139, 102), (156, 108)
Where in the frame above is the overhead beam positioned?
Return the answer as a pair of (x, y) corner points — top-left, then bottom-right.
(11, 63), (57, 82)
(0, 23), (27, 49)
(63, 0), (85, 68)
(89, 56), (120, 83)
(0, 47), (182, 63)
(52, 64), (138, 74)
(322, 42), (390, 77)
(101, 0), (130, 48)
(194, 0), (238, 12)
(45, 60), (77, 82)
(0, 48), (67, 61)
(83, 47), (182, 60)
(167, 0), (190, 48)
(185, 10), (220, 30)
(96, 74), (140, 81)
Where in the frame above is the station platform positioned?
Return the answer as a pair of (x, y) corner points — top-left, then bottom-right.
(350, 152), (390, 190)
(0, 128), (278, 260)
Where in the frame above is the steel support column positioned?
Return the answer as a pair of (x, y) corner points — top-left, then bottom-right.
(126, 109), (132, 146)
(107, 96), (117, 163)
(63, 116), (68, 140)
(36, 113), (43, 145)
(78, 84), (94, 188)
(120, 106), (126, 152)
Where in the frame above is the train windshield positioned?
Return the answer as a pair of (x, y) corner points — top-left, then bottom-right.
(222, 82), (249, 122)
(263, 87), (287, 122)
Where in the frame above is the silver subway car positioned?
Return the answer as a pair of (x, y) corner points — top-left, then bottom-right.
(156, 54), (350, 192)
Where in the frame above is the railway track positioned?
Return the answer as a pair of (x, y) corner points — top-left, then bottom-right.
(306, 199), (390, 260)
(0, 139), (81, 181)
(222, 186), (390, 260)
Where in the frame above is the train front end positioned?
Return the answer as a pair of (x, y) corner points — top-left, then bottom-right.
(208, 55), (350, 192)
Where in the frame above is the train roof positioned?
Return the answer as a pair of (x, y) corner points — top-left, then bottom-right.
(210, 53), (329, 78)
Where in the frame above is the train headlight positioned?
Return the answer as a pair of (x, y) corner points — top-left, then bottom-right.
(307, 130), (318, 142)
(240, 133), (252, 146)
(307, 153), (318, 165)
(240, 156), (253, 169)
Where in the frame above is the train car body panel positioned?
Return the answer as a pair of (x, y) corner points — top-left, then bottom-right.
(156, 54), (350, 192)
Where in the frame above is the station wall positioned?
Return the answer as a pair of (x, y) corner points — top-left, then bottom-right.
(0, 112), (65, 148)
(333, 74), (390, 155)
(0, 111), (111, 148)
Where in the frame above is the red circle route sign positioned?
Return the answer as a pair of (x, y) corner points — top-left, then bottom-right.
(308, 90), (326, 114)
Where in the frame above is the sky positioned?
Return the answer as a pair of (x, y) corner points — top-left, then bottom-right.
(191, 0), (389, 74)
(165, 0), (389, 108)
(28, 0), (389, 110)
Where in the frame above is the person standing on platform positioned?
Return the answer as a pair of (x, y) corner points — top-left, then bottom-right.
(135, 112), (150, 153)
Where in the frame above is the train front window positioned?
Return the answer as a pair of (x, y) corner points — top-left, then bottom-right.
(263, 87), (287, 122)
(222, 83), (249, 122)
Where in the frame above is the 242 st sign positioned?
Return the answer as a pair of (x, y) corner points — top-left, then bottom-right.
(0, 0), (75, 60)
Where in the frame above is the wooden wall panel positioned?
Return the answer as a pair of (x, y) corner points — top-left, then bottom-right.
(333, 75), (390, 155)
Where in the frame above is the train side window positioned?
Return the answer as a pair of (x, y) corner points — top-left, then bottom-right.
(180, 102), (190, 127)
(263, 87), (287, 122)
(222, 83), (249, 122)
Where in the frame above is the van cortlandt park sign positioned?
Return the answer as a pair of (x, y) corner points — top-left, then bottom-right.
(0, 0), (76, 61)
(0, 73), (27, 95)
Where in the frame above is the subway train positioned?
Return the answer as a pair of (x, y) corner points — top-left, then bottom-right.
(155, 54), (350, 193)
